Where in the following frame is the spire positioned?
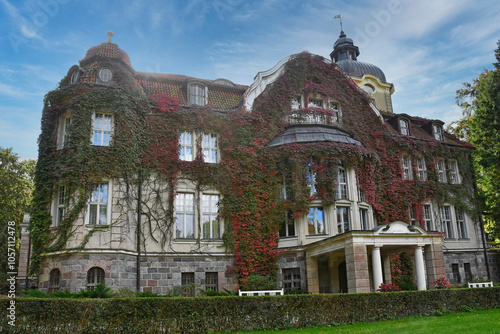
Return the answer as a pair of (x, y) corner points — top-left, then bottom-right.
(107, 30), (114, 43)
(330, 29), (359, 63)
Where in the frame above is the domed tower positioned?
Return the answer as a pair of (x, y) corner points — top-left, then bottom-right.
(330, 30), (394, 113)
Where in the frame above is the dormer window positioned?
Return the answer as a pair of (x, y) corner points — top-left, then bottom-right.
(70, 70), (79, 84)
(98, 67), (112, 83)
(189, 84), (207, 106)
(399, 118), (410, 136)
(433, 124), (444, 141)
(363, 84), (375, 94)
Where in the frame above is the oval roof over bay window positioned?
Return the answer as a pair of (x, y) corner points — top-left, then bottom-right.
(267, 124), (362, 147)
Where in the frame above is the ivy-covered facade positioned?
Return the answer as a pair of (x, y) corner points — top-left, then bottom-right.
(29, 31), (490, 294)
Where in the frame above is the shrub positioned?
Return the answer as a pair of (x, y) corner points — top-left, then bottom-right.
(377, 283), (401, 292)
(240, 274), (277, 291)
(432, 277), (450, 289)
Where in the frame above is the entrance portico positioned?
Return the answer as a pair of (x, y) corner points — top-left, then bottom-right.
(305, 221), (446, 293)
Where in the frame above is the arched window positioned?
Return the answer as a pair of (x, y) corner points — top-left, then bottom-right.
(87, 267), (105, 290)
(70, 70), (79, 84)
(49, 268), (61, 292)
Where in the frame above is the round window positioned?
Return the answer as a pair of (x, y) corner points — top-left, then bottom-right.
(99, 67), (113, 83)
(363, 84), (375, 94)
(70, 70), (79, 84)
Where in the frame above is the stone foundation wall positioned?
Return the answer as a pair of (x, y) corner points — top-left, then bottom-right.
(38, 253), (237, 294)
(276, 251), (307, 291)
(443, 250), (489, 285)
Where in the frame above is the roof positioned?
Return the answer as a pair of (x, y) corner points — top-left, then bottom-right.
(337, 59), (387, 83)
(81, 42), (132, 67)
(267, 124), (362, 147)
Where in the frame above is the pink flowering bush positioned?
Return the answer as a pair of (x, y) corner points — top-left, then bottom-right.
(432, 277), (450, 289)
(377, 283), (401, 292)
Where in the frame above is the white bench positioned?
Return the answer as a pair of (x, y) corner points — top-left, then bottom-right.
(468, 281), (493, 288)
(238, 289), (284, 296)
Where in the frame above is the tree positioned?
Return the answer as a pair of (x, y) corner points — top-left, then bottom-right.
(0, 147), (36, 293)
(449, 40), (500, 241)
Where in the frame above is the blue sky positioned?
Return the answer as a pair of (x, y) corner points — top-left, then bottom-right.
(1, 0), (499, 160)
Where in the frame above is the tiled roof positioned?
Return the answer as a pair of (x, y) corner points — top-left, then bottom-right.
(135, 79), (186, 104)
(81, 43), (132, 67)
(208, 90), (242, 111)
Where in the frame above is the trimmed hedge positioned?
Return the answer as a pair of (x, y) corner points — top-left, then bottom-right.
(2, 288), (500, 333)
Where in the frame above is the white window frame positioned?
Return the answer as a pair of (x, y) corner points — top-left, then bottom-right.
(202, 194), (220, 239)
(455, 208), (467, 239)
(399, 118), (410, 136)
(175, 193), (195, 239)
(437, 159), (447, 183)
(279, 210), (295, 237)
(98, 67), (113, 83)
(423, 204), (433, 231)
(92, 112), (113, 146)
(291, 96), (302, 110)
(449, 160), (460, 184)
(402, 155), (413, 180)
(336, 165), (349, 199)
(179, 131), (194, 161)
(433, 124), (444, 141)
(307, 206), (325, 235)
(408, 206), (417, 225)
(57, 113), (72, 150)
(87, 266), (105, 290)
(52, 185), (68, 227)
(189, 84), (207, 106)
(416, 157), (427, 181)
(337, 206), (350, 234)
(359, 207), (370, 230)
(202, 133), (218, 163)
(440, 205), (454, 239)
(86, 181), (112, 226)
(308, 98), (324, 108)
(329, 101), (341, 124)
(305, 159), (318, 197)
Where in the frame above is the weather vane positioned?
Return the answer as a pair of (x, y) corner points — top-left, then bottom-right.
(334, 14), (343, 32)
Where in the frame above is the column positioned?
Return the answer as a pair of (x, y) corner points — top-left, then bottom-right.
(414, 246), (426, 290)
(425, 242), (446, 289)
(345, 243), (370, 293)
(383, 254), (392, 285)
(16, 214), (31, 290)
(371, 246), (383, 291)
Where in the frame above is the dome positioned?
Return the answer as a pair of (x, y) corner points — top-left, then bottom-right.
(336, 59), (387, 83)
(81, 42), (132, 67)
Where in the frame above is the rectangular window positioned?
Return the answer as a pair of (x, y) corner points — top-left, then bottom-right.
(359, 208), (369, 230)
(202, 194), (220, 239)
(205, 272), (218, 291)
(337, 206), (350, 234)
(452, 263), (461, 284)
(279, 210), (295, 237)
(189, 85), (206, 105)
(433, 124), (444, 141)
(449, 160), (460, 184)
(307, 207), (325, 235)
(455, 208), (467, 239)
(55, 186), (67, 227)
(437, 159), (447, 183)
(408, 206), (417, 225)
(416, 158), (427, 181)
(179, 131), (194, 161)
(181, 272), (195, 297)
(336, 166), (348, 199)
(175, 193), (194, 238)
(62, 115), (71, 148)
(202, 133), (218, 163)
(464, 263), (472, 282)
(441, 206), (453, 239)
(291, 96), (301, 110)
(423, 204), (433, 230)
(308, 98), (323, 108)
(88, 182), (109, 225)
(399, 119), (410, 136)
(92, 113), (112, 146)
(282, 268), (301, 292)
(305, 159), (318, 197)
(281, 175), (292, 200)
(402, 155), (413, 180)
(329, 102), (341, 124)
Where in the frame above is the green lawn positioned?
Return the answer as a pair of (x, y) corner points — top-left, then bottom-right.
(238, 308), (500, 334)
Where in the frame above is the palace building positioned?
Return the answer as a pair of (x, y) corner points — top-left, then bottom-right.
(27, 30), (494, 294)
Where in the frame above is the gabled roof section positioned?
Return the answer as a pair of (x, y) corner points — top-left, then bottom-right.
(134, 72), (247, 111)
(382, 111), (472, 148)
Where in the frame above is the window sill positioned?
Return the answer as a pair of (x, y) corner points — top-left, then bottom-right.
(279, 236), (298, 240)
